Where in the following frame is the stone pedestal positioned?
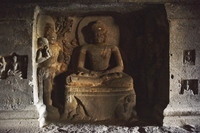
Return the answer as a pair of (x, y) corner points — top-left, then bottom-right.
(62, 86), (136, 122)
(163, 94), (200, 127)
(0, 105), (39, 128)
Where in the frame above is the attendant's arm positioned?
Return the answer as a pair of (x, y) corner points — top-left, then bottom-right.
(36, 46), (51, 64)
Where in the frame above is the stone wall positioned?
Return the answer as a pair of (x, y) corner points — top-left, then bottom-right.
(0, 5), (34, 110)
(164, 3), (200, 127)
(0, 4), (39, 128)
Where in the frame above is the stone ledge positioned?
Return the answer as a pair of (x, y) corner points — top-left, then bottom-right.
(0, 105), (39, 120)
(163, 116), (200, 127)
(163, 104), (200, 127)
(0, 110), (39, 120)
(0, 119), (39, 132)
(67, 87), (134, 93)
(164, 107), (200, 116)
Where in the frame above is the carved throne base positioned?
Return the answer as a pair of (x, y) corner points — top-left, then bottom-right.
(61, 86), (136, 123)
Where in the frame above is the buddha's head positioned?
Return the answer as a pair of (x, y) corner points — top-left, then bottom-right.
(91, 21), (107, 44)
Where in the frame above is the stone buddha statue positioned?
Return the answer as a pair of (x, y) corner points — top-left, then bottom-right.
(63, 21), (136, 122)
(66, 21), (133, 88)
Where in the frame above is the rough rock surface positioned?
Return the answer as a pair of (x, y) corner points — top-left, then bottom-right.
(1, 123), (199, 133)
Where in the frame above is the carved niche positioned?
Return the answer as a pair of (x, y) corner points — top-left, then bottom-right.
(180, 79), (198, 95)
(0, 53), (28, 79)
(183, 50), (195, 65)
(35, 14), (137, 126)
(35, 5), (169, 126)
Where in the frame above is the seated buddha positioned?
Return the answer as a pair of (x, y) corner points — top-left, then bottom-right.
(62, 20), (136, 122)
(66, 20), (133, 88)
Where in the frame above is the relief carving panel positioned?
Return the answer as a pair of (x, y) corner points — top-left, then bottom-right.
(34, 5), (169, 127)
(0, 53), (28, 79)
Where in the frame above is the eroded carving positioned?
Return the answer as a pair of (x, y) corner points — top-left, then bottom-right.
(183, 50), (195, 65)
(36, 37), (51, 125)
(36, 23), (67, 121)
(55, 17), (73, 36)
(0, 53), (28, 79)
(36, 17), (75, 127)
(115, 94), (137, 120)
(180, 79), (198, 95)
(0, 56), (6, 78)
(43, 24), (66, 107)
(63, 96), (89, 120)
(62, 39), (78, 67)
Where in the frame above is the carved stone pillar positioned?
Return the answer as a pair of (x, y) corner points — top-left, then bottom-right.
(163, 4), (200, 127)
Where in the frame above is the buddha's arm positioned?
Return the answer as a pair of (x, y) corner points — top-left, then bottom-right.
(77, 46), (90, 73)
(105, 45), (124, 74)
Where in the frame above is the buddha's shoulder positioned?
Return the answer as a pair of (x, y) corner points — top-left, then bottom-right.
(106, 44), (119, 49)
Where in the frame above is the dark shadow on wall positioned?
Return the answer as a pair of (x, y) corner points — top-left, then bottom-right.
(116, 5), (169, 126)
(53, 46), (81, 114)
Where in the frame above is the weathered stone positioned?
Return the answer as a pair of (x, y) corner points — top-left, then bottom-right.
(62, 87), (136, 122)
(118, 0), (199, 3)
(166, 4), (200, 19)
(163, 4), (200, 127)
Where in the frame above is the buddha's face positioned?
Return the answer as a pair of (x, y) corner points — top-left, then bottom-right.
(93, 31), (106, 44)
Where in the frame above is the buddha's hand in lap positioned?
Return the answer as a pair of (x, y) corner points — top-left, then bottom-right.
(77, 71), (99, 78)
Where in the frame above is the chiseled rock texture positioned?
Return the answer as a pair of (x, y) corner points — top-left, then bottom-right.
(1, 123), (200, 133)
